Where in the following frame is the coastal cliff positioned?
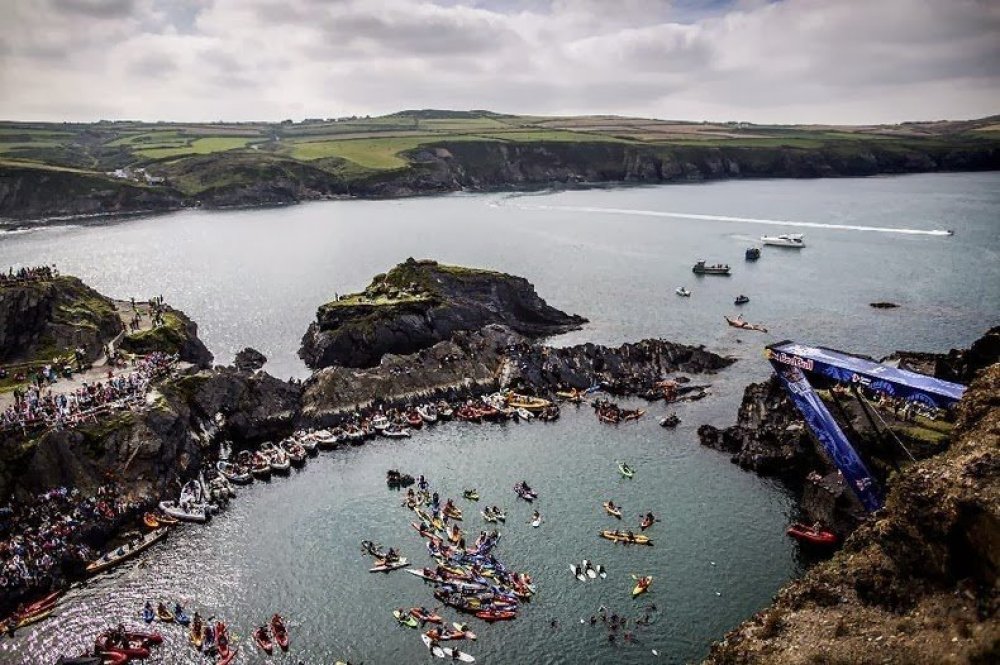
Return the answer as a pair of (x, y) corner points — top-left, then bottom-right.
(704, 363), (1000, 665)
(0, 275), (121, 363)
(3, 135), (998, 222)
(299, 258), (586, 369)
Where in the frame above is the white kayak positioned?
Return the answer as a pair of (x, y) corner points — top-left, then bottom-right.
(597, 564), (607, 579)
(369, 557), (408, 573)
(422, 634), (474, 662)
(531, 518), (541, 528)
(583, 559), (597, 579)
(570, 564), (586, 582)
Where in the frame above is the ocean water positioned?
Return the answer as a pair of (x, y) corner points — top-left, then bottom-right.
(1, 173), (997, 664)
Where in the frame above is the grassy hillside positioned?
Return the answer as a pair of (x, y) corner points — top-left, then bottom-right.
(2, 111), (997, 196)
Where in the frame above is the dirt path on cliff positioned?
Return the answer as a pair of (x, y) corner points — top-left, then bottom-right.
(0, 300), (169, 410)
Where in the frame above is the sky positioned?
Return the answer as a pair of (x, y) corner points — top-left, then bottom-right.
(1, 0), (998, 124)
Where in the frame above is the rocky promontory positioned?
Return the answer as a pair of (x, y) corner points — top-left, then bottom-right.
(704, 364), (999, 665)
(299, 258), (586, 369)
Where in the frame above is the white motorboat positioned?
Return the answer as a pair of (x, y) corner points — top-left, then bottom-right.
(216, 460), (252, 485)
(675, 287), (691, 297)
(313, 429), (339, 450)
(371, 415), (390, 431)
(417, 404), (438, 423)
(761, 233), (805, 248)
(382, 424), (411, 439)
(158, 500), (209, 523)
(269, 448), (291, 474)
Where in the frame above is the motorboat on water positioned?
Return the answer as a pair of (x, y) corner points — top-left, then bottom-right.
(734, 295), (750, 305)
(761, 233), (805, 248)
(692, 260), (731, 275)
(675, 286), (691, 297)
(371, 415), (390, 432)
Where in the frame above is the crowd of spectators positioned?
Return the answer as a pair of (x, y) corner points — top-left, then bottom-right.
(0, 484), (140, 610)
(0, 265), (58, 286)
(1, 352), (177, 435)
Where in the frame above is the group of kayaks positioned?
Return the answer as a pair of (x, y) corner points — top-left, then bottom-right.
(252, 614), (290, 656)
(137, 601), (238, 664)
(603, 501), (657, 531)
(570, 560), (606, 582)
(1, 590), (62, 634)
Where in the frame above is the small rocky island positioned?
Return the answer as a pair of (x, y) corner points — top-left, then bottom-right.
(299, 258), (587, 369)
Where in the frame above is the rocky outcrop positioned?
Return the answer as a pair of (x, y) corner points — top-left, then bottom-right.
(0, 164), (185, 221)
(0, 276), (121, 363)
(117, 306), (213, 368)
(299, 258), (586, 369)
(704, 364), (1000, 665)
(301, 323), (732, 424)
(883, 325), (1000, 384)
(233, 347), (268, 373)
(697, 377), (822, 477)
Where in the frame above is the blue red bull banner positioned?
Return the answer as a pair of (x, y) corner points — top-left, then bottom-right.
(765, 342), (965, 513)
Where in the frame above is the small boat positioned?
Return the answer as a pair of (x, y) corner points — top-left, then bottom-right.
(282, 440), (308, 467)
(189, 619), (205, 650)
(271, 613), (290, 651)
(406, 410), (424, 429)
(268, 448), (291, 474)
(692, 260), (731, 275)
(640, 514), (656, 530)
(675, 286), (691, 297)
(156, 604), (174, 622)
(251, 453), (272, 479)
(745, 247), (761, 261)
(513, 483), (537, 502)
(570, 563), (587, 582)
(786, 523), (838, 546)
(410, 608), (444, 624)
(734, 295), (750, 305)
(14, 607), (54, 629)
(253, 626), (273, 654)
(158, 500), (209, 523)
(382, 424), (411, 438)
(618, 462), (635, 479)
(603, 502), (622, 519)
(463, 489), (479, 501)
(141, 605), (155, 624)
(474, 609), (515, 622)
(659, 414), (680, 428)
(600, 530), (653, 545)
(506, 393), (551, 412)
(371, 415), (390, 431)
(87, 527), (169, 574)
(216, 460), (252, 485)
(143, 513), (160, 528)
(452, 622), (477, 640)
(395, 609), (419, 628)
(417, 404), (438, 423)
(370, 557), (409, 573)
(515, 407), (533, 421)
(216, 622), (236, 665)
(632, 575), (653, 597)
(583, 560), (598, 579)
(761, 233), (805, 248)
(313, 429), (340, 450)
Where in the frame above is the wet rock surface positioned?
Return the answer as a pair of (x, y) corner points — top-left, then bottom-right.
(299, 258), (586, 369)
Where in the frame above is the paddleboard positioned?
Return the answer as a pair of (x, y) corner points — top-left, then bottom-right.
(586, 566), (597, 579)
(439, 647), (475, 662)
(597, 564), (607, 579)
(531, 517), (541, 528)
(570, 564), (586, 582)
(370, 557), (408, 573)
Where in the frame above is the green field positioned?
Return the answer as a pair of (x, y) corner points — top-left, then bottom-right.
(0, 110), (996, 196)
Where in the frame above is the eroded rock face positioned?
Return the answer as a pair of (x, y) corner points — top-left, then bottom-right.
(883, 325), (1000, 384)
(116, 306), (214, 369)
(233, 346), (267, 373)
(299, 259), (586, 369)
(704, 364), (1000, 665)
(0, 276), (120, 363)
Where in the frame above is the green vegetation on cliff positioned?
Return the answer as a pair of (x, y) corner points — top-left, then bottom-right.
(118, 311), (188, 357)
(1, 111), (997, 220)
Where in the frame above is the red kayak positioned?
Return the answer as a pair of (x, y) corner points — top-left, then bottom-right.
(123, 630), (163, 646)
(94, 634), (150, 660)
(787, 523), (837, 546)
(96, 652), (129, 665)
(410, 608), (443, 624)
(270, 613), (290, 651)
(22, 591), (62, 614)
(253, 626), (273, 655)
(216, 622), (236, 665)
(475, 609), (516, 622)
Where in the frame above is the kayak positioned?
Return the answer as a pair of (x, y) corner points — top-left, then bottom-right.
(15, 608), (53, 629)
(394, 610), (419, 628)
(155, 513), (179, 525)
(600, 530), (653, 545)
(787, 523), (838, 546)
(570, 564), (586, 582)
(596, 564), (607, 579)
(216, 622), (236, 665)
(475, 609), (515, 622)
(583, 559), (597, 579)
(253, 626), (274, 654)
(618, 463), (635, 479)
(87, 527), (169, 574)
(531, 516), (542, 528)
(271, 613), (290, 651)
(158, 500), (209, 523)
(410, 608), (444, 624)
(453, 622), (477, 640)
(190, 623), (205, 650)
(640, 515), (655, 530)
(603, 502), (623, 518)
(369, 557), (408, 573)
(632, 575), (653, 597)
(143, 513), (159, 528)
(156, 605), (174, 622)
(463, 490), (479, 501)
(141, 606), (155, 623)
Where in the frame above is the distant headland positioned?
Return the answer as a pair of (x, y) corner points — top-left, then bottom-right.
(1, 110), (998, 223)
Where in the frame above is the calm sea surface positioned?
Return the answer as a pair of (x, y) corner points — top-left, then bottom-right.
(2, 173), (998, 664)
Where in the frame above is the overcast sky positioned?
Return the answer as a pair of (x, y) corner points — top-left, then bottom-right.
(2, 0), (998, 124)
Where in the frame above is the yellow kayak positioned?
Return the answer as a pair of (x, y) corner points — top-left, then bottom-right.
(632, 575), (653, 597)
(15, 608), (53, 629)
(600, 530), (652, 545)
(190, 623), (204, 649)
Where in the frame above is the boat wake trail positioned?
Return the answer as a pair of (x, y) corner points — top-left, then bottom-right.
(509, 203), (952, 236)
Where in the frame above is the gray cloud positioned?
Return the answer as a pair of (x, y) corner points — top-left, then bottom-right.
(0, 0), (997, 123)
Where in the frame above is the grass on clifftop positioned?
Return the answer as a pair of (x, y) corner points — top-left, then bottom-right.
(119, 311), (188, 357)
(2, 112), (995, 181)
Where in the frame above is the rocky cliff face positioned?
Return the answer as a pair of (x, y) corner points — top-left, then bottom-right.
(704, 364), (1000, 665)
(883, 325), (1000, 384)
(0, 276), (121, 363)
(0, 165), (185, 221)
(299, 258), (586, 369)
(117, 307), (214, 368)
